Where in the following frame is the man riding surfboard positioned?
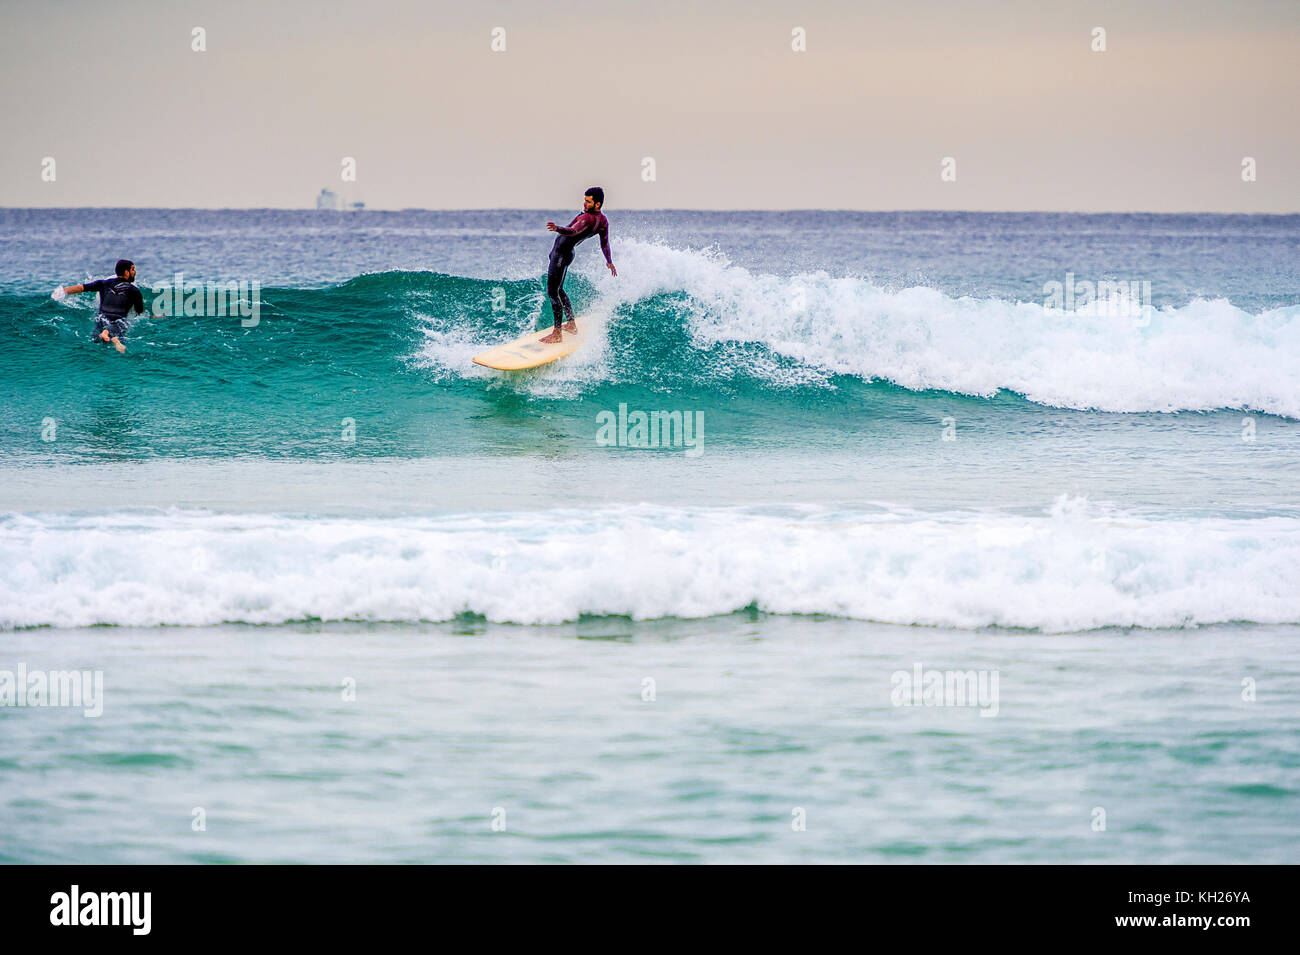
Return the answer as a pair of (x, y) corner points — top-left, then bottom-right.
(541, 187), (616, 344)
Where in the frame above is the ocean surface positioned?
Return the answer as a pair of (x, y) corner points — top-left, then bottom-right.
(1, 208), (1298, 863)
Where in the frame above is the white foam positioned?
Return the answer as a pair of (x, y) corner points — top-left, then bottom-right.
(446, 238), (1300, 417)
(4, 499), (1299, 631)
(409, 290), (617, 399)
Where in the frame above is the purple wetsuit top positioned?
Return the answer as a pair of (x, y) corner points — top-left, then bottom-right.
(552, 212), (612, 264)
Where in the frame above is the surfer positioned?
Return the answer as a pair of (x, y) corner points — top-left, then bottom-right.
(53, 259), (145, 354)
(540, 187), (616, 344)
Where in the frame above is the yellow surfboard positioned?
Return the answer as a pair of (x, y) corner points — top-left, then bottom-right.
(471, 325), (586, 371)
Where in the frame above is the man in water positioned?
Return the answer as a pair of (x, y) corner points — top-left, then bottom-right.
(54, 259), (145, 354)
(540, 186), (616, 343)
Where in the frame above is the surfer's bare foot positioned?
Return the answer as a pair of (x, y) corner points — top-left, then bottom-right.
(562, 319), (578, 334)
(99, 329), (110, 343)
(113, 339), (126, 354)
(538, 330), (562, 344)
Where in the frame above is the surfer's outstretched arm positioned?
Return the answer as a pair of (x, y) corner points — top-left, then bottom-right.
(599, 222), (616, 276)
(548, 214), (586, 236)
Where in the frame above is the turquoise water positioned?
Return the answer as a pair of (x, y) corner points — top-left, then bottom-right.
(4, 619), (1296, 864)
(1, 209), (1298, 862)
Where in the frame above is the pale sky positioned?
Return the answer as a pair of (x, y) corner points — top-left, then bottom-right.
(2, 0), (1296, 210)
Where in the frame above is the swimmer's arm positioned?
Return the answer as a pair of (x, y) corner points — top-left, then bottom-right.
(53, 278), (104, 302)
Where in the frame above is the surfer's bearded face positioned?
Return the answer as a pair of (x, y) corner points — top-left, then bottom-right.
(583, 195), (597, 212)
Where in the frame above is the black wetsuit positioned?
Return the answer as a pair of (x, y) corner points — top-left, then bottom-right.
(84, 276), (144, 341)
(547, 212), (611, 328)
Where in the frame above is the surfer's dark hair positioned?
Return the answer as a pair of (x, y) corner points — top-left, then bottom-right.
(585, 186), (604, 207)
(115, 259), (134, 277)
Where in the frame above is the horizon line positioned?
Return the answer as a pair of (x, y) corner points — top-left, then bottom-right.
(2, 206), (1298, 217)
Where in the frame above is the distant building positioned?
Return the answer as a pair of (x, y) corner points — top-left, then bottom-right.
(315, 188), (342, 211)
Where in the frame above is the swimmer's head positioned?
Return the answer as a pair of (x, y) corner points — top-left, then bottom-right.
(115, 259), (135, 279)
